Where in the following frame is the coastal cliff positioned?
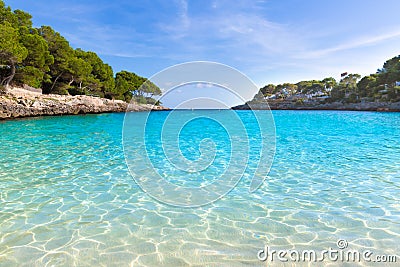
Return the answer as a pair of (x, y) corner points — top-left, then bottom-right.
(0, 87), (166, 120)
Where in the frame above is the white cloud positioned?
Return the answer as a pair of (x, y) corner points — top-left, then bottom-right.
(196, 82), (214, 88)
(157, 0), (191, 40)
(156, 0), (304, 62)
(298, 30), (400, 59)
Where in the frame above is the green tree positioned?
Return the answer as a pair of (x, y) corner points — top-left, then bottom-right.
(65, 55), (92, 90)
(296, 80), (312, 94)
(114, 70), (161, 102)
(38, 25), (74, 93)
(340, 74), (361, 88)
(0, 1), (17, 25)
(75, 49), (114, 96)
(296, 80), (327, 95)
(260, 84), (276, 96)
(377, 55), (400, 86)
(13, 9), (32, 28)
(274, 83), (297, 98)
(382, 55), (400, 73)
(340, 74), (361, 96)
(357, 74), (378, 98)
(114, 70), (143, 101)
(140, 79), (162, 98)
(15, 28), (54, 87)
(330, 74), (361, 102)
(322, 77), (337, 91)
(0, 21), (28, 87)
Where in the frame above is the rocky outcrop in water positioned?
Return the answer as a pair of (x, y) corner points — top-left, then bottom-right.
(0, 87), (167, 119)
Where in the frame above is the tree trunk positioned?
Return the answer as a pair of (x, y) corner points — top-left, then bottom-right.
(50, 72), (63, 92)
(68, 76), (74, 86)
(2, 60), (16, 88)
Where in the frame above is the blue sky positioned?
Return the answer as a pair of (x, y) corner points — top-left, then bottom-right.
(5, 0), (400, 88)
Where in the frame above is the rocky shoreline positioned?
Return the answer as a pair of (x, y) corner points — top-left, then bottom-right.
(232, 100), (400, 112)
(0, 87), (167, 120)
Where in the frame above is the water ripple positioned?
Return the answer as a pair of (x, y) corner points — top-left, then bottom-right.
(1, 111), (399, 266)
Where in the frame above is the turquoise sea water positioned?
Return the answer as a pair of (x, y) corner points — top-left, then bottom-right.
(0, 110), (399, 266)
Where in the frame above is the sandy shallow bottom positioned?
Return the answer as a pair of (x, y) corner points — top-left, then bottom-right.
(0, 111), (399, 266)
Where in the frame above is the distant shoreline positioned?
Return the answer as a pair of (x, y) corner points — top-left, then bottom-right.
(232, 100), (400, 112)
(2, 87), (399, 121)
(0, 87), (168, 120)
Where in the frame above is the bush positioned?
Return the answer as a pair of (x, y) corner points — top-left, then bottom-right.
(52, 86), (69, 95)
(67, 87), (84, 96)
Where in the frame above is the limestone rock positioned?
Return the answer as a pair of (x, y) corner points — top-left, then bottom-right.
(0, 87), (169, 120)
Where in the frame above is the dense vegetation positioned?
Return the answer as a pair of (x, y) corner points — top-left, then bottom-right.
(256, 55), (400, 104)
(0, 1), (161, 103)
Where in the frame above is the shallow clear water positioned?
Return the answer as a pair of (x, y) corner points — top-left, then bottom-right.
(0, 111), (399, 266)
